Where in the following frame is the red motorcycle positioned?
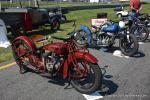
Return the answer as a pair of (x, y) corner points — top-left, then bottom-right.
(11, 24), (102, 94)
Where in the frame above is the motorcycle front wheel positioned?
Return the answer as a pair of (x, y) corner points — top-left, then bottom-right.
(74, 30), (88, 48)
(69, 59), (102, 94)
(131, 25), (149, 42)
(119, 34), (139, 56)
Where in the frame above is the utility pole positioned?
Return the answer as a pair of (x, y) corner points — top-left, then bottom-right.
(19, 0), (22, 8)
(10, 0), (13, 4)
(29, 0), (31, 6)
(34, 0), (39, 8)
(0, 1), (1, 12)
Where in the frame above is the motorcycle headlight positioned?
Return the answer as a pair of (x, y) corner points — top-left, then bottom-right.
(119, 21), (125, 28)
(74, 32), (77, 37)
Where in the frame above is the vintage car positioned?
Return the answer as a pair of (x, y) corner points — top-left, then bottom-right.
(114, 3), (128, 18)
(0, 1), (67, 33)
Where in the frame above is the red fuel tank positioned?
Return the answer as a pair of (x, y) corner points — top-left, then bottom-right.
(43, 42), (67, 55)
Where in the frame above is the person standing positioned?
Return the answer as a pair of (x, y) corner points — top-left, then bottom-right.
(130, 0), (142, 13)
(128, 0), (142, 28)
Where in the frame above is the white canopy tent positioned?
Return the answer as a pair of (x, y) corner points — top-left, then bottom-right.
(0, 19), (10, 48)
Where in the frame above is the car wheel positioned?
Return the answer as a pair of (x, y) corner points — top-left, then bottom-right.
(117, 14), (122, 18)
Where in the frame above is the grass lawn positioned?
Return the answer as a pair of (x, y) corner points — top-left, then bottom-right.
(0, 3), (150, 63)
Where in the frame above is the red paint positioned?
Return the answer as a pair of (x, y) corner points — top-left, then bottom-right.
(13, 36), (36, 50)
(43, 42), (66, 55)
(13, 36), (46, 71)
(130, 0), (141, 10)
(21, 13), (32, 31)
(74, 51), (98, 63)
(63, 51), (97, 79)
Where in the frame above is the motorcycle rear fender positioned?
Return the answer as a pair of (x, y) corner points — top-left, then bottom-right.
(80, 25), (93, 45)
(63, 51), (98, 79)
(13, 36), (37, 51)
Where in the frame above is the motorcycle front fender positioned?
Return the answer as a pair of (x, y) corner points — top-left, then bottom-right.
(80, 25), (93, 45)
(63, 51), (97, 79)
(74, 51), (98, 63)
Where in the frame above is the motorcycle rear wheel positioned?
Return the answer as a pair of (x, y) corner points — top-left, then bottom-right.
(69, 59), (102, 94)
(119, 34), (139, 56)
(12, 39), (34, 74)
(51, 20), (60, 31)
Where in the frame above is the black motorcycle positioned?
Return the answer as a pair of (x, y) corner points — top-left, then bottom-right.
(129, 14), (149, 42)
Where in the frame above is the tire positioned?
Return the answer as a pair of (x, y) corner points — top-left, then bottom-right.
(69, 60), (102, 94)
(74, 30), (88, 48)
(131, 25), (149, 42)
(12, 39), (34, 74)
(117, 14), (122, 19)
(51, 20), (60, 31)
(119, 34), (139, 56)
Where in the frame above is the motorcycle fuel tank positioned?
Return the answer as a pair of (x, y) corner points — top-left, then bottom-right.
(101, 23), (119, 33)
(43, 42), (67, 55)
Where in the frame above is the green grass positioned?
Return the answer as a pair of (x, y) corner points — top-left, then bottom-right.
(0, 3), (150, 63)
(0, 47), (13, 63)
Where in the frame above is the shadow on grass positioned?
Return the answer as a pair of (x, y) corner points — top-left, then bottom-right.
(61, 20), (76, 24)
(25, 28), (65, 37)
(7, 19), (75, 41)
(25, 20), (75, 37)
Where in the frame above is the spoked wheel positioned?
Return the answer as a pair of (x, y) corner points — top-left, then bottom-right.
(51, 20), (60, 31)
(69, 59), (102, 94)
(131, 25), (149, 42)
(119, 34), (139, 56)
(74, 30), (88, 47)
(12, 38), (35, 74)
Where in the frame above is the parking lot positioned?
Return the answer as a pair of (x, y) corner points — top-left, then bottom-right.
(0, 41), (150, 100)
(0, 1), (150, 100)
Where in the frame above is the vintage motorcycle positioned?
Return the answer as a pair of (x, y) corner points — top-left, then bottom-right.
(74, 20), (139, 56)
(10, 24), (102, 94)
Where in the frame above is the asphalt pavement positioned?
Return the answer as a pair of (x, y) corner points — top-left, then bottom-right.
(0, 41), (150, 100)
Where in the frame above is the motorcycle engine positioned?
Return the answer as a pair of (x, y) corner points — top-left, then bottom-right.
(44, 52), (62, 73)
(96, 31), (114, 46)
